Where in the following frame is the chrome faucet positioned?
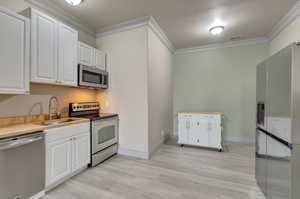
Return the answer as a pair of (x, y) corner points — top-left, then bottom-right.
(48, 96), (60, 120)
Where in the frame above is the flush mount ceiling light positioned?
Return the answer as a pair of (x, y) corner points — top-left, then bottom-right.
(209, 26), (224, 35)
(65, 0), (83, 6)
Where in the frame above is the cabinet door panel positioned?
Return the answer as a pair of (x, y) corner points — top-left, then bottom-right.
(0, 8), (29, 94)
(73, 133), (91, 171)
(46, 138), (72, 186)
(78, 42), (94, 66)
(208, 120), (221, 148)
(58, 23), (78, 86)
(178, 119), (189, 144)
(188, 119), (198, 144)
(189, 118), (209, 146)
(197, 119), (209, 146)
(31, 11), (57, 83)
(94, 49), (106, 70)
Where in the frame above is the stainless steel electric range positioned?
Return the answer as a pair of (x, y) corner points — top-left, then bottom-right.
(69, 102), (118, 167)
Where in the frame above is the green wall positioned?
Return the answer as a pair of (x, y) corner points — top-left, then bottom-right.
(173, 43), (269, 141)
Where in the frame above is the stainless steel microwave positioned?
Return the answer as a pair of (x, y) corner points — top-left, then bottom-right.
(78, 64), (108, 89)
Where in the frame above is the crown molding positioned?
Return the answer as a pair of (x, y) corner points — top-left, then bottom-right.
(24, 0), (300, 54)
(269, 1), (300, 41)
(97, 16), (175, 53)
(148, 16), (175, 53)
(25, 0), (96, 36)
(175, 37), (269, 55)
(96, 16), (150, 37)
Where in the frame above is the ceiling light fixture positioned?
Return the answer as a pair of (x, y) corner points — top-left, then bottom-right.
(209, 26), (224, 35)
(65, 0), (83, 6)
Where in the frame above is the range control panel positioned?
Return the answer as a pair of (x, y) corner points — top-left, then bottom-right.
(69, 102), (100, 112)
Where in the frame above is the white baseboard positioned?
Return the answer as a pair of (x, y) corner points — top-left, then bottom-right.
(45, 166), (88, 192)
(224, 136), (255, 143)
(29, 191), (45, 199)
(118, 147), (150, 160)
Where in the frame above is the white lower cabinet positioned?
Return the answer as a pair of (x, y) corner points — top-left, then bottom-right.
(178, 112), (223, 151)
(73, 133), (91, 171)
(45, 122), (90, 188)
(46, 138), (72, 186)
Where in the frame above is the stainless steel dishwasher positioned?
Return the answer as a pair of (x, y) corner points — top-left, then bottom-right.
(0, 132), (45, 199)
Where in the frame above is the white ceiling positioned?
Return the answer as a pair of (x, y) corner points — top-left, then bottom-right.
(49, 0), (298, 49)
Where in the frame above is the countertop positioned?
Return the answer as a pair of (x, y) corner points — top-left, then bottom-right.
(0, 117), (89, 140)
(91, 113), (119, 121)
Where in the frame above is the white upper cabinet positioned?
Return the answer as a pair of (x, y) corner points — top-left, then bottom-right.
(78, 41), (94, 66)
(0, 8), (29, 94)
(30, 10), (58, 84)
(58, 23), (78, 86)
(78, 41), (106, 71)
(94, 49), (106, 71)
(20, 8), (78, 87)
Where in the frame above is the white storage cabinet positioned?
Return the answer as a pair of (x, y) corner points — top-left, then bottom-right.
(94, 48), (106, 71)
(78, 41), (106, 71)
(0, 7), (30, 94)
(21, 8), (78, 86)
(45, 122), (90, 189)
(78, 41), (94, 66)
(58, 22), (78, 86)
(178, 112), (223, 151)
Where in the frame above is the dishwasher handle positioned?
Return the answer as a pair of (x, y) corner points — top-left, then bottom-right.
(0, 135), (43, 151)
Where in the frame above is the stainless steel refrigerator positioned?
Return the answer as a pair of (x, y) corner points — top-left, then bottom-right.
(256, 43), (300, 199)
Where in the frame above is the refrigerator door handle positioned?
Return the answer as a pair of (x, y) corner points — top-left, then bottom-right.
(257, 127), (293, 149)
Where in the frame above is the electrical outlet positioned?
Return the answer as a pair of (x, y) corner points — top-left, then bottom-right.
(161, 130), (165, 138)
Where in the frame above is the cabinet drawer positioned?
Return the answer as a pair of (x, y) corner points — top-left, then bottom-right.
(45, 122), (90, 142)
(178, 114), (193, 120)
(197, 114), (220, 120)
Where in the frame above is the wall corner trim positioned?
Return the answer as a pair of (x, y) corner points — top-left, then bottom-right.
(148, 16), (176, 53)
(269, 1), (300, 41)
(174, 37), (269, 55)
(25, 0), (96, 36)
(96, 16), (175, 53)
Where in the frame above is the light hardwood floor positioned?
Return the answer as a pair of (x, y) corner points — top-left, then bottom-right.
(44, 142), (265, 199)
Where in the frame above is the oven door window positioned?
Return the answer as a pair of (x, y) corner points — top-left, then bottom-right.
(98, 125), (115, 144)
(83, 70), (102, 84)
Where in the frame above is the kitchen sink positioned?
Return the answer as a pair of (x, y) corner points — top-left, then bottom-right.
(41, 119), (75, 126)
